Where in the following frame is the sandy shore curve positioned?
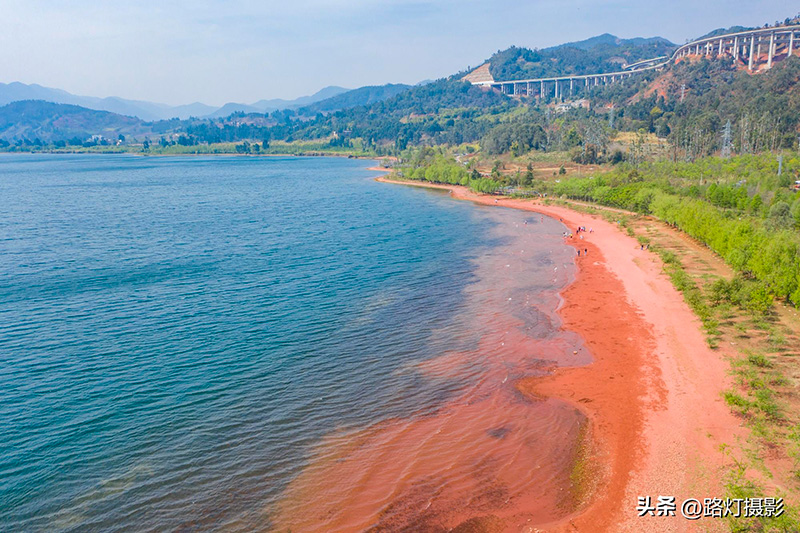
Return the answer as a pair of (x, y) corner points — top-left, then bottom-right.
(375, 177), (746, 532)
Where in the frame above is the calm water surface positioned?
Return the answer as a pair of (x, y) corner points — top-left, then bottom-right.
(0, 154), (577, 531)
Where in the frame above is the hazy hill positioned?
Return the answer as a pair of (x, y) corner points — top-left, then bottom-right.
(697, 26), (755, 40)
(299, 84), (411, 114)
(254, 86), (350, 110)
(204, 102), (264, 119)
(0, 82), (351, 121)
(487, 34), (676, 80)
(0, 100), (148, 142)
(0, 82), (189, 121)
(551, 33), (674, 52)
(203, 86), (351, 118)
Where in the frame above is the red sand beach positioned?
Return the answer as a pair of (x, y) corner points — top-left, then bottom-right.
(367, 178), (746, 532)
(271, 175), (746, 532)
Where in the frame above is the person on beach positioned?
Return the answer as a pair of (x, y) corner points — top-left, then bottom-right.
(577, 249), (581, 257)
(585, 248), (588, 256)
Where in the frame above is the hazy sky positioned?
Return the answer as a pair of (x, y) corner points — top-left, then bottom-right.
(0, 0), (795, 106)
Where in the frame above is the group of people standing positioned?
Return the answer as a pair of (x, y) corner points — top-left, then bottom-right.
(565, 226), (591, 257)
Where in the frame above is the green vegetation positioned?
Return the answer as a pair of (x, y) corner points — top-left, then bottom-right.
(548, 153), (800, 307)
(396, 148), (501, 194)
(723, 452), (800, 532)
(487, 35), (675, 80)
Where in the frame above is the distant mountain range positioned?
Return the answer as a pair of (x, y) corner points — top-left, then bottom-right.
(0, 82), (351, 121)
(0, 83), (417, 142)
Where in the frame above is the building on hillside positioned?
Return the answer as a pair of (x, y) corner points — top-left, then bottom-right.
(555, 99), (590, 113)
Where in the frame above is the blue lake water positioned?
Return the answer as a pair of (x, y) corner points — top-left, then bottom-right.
(0, 154), (577, 531)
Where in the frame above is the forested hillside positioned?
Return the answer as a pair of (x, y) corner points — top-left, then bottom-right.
(0, 100), (147, 145)
(487, 35), (675, 81)
(298, 84), (411, 115)
(176, 78), (516, 150)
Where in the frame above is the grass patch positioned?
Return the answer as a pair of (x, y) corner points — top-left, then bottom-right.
(747, 353), (773, 368)
(723, 454), (800, 532)
(753, 389), (781, 419)
(724, 390), (752, 415)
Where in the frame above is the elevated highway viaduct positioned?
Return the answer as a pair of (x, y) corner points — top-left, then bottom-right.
(463, 25), (800, 100)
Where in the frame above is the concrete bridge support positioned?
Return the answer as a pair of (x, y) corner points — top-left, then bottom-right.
(768, 32), (775, 68)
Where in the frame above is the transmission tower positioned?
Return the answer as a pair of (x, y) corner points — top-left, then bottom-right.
(680, 84), (686, 103)
(721, 120), (732, 158)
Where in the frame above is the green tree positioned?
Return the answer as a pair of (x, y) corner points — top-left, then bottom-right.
(768, 201), (794, 229)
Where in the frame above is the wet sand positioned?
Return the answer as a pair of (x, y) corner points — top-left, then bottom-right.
(372, 178), (746, 532)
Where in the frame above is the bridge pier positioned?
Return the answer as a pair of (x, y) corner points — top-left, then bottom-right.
(790, 31), (794, 57)
(768, 32), (775, 68)
(757, 39), (762, 66)
(749, 35), (755, 70)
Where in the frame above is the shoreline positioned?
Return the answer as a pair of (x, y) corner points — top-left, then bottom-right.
(0, 150), (393, 162)
(377, 177), (746, 531)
